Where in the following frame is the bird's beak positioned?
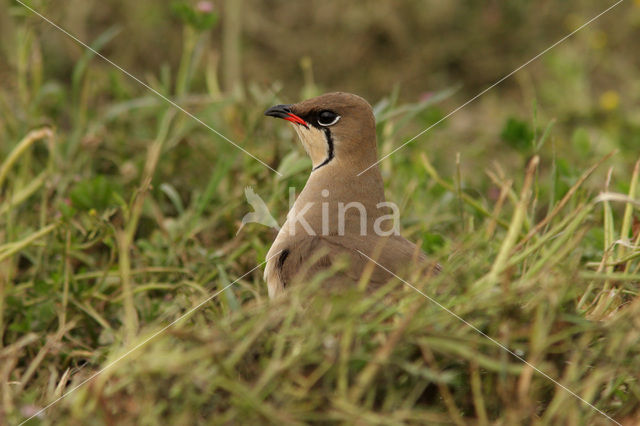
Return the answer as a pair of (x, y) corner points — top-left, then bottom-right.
(264, 104), (308, 128)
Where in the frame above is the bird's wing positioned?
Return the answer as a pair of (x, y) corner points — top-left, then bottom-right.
(265, 235), (355, 297)
(266, 233), (436, 297)
(325, 234), (435, 287)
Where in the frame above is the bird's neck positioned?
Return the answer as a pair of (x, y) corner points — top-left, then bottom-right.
(279, 158), (393, 239)
(298, 157), (386, 209)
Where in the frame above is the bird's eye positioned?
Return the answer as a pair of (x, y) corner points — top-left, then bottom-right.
(317, 110), (340, 127)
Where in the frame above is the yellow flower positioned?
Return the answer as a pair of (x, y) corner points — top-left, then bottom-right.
(599, 90), (620, 111)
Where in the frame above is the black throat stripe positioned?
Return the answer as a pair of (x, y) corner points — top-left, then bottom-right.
(312, 128), (334, 171)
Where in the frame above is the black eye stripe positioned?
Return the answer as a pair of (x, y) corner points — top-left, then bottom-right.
(317, 110), (340, 126)
(295, 109), (340, 129)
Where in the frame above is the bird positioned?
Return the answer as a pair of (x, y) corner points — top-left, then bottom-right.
(263, 92), (439, 298)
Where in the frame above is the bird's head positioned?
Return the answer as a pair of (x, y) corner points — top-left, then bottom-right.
(265, 92), (378, 172)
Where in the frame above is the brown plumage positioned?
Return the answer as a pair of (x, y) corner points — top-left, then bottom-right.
(264, 92), (438, 298)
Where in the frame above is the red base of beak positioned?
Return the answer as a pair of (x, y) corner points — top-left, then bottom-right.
(284, 113), (307, 127)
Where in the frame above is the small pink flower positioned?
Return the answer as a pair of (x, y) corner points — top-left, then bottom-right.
(420, 92), (434, 102)
(196, 1), (214, 13)
(21, 404), (45, 419)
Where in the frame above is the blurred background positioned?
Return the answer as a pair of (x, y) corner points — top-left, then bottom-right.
(1, 0), (639, 180)
(3, 0), (639, 98)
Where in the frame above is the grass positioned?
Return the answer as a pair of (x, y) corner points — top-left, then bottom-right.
(2, 3), (640, 425)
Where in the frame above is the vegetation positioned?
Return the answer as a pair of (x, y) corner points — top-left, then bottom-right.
(1, 1), (639, 424)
